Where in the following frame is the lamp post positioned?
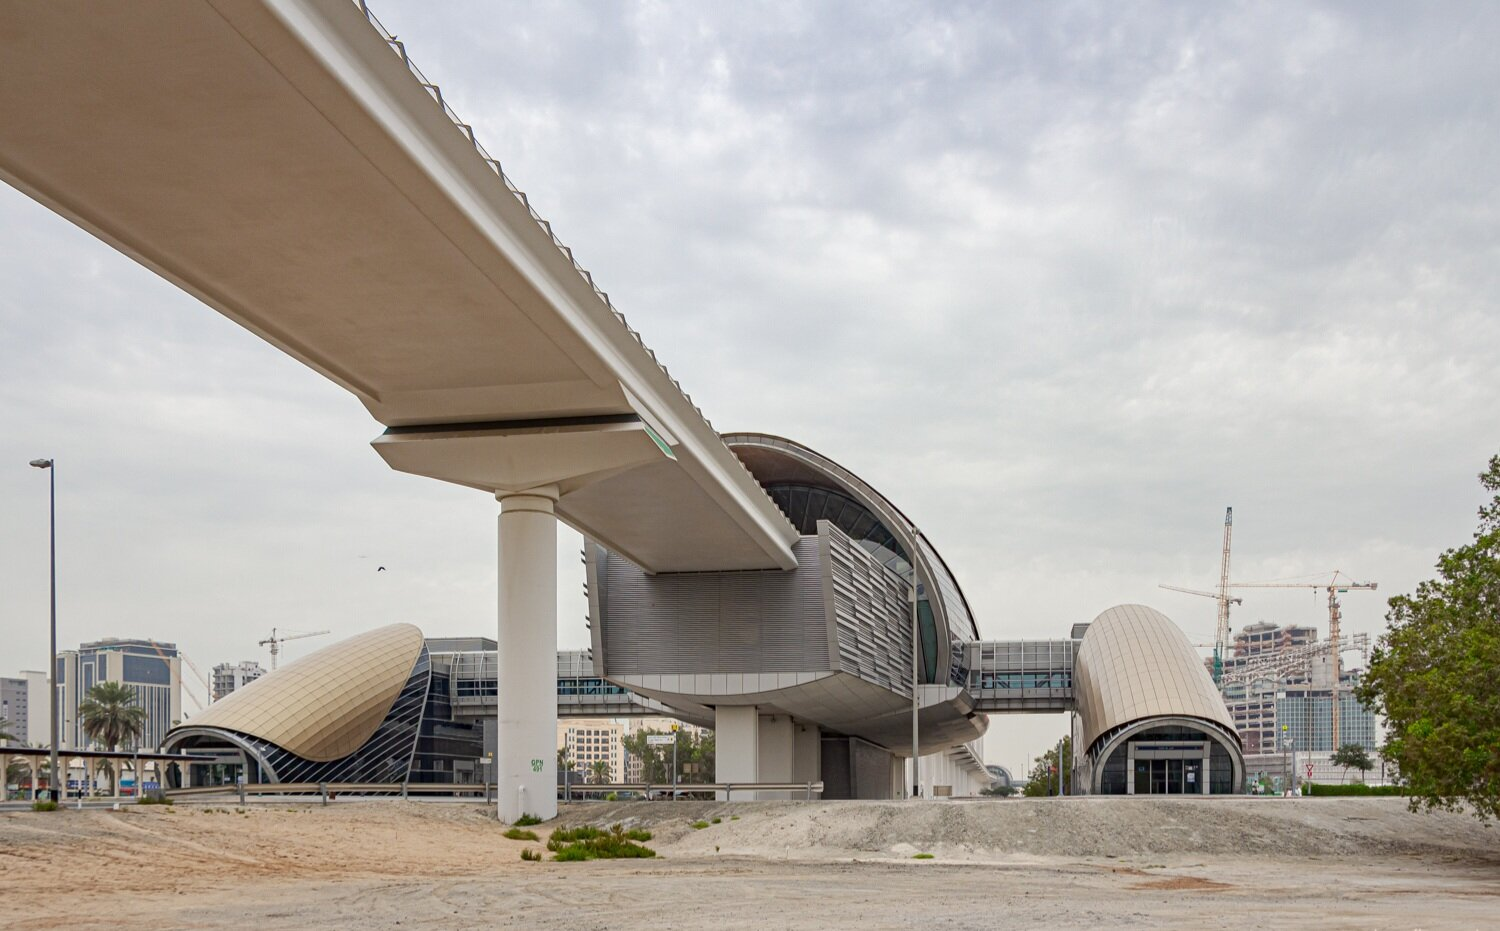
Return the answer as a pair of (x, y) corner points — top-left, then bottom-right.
(29, 458), (59, 803)
(910, 581), (920, 799)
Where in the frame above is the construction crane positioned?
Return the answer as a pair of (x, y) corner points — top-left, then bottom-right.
(145, 640), (210, 714)
(258, 627), (329, 670)
(1160, 507), (1238, 681)
(1229, 572), (1377, 748)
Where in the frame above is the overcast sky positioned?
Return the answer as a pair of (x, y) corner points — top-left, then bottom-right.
(2, 1), (1497, 775)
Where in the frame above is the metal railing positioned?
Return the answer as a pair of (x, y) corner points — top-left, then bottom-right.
(562, 781), (825, 801)
(169, 780), (823, 802)
(343, 1), (795, 532)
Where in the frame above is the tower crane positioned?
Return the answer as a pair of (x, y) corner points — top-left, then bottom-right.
(1160, 507), (1238, 681)
(1229, 572), (1377, 750)
(145, 640), (210, 714)
(258, 627), (329, 670)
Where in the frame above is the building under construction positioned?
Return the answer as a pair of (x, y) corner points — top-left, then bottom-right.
(1219, 620), (1377, 755)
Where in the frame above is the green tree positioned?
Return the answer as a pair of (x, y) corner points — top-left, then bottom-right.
(1022, 737), (1072, 797)
(589, 759), (610, 785)
(621, 727), (716, 784)
(0, 717), (16, 743)
(1358, 455), (1500, 820)
(1330, 743), (1374, 784)
(78, 682), (147, 793)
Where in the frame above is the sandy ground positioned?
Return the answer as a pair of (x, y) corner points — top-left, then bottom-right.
(1, 797), (1497, 930)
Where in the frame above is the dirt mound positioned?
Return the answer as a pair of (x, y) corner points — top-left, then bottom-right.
(560, 797), (1500, 862)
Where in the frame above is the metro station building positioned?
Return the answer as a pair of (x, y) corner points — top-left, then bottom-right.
(164, 439), (1244, 800)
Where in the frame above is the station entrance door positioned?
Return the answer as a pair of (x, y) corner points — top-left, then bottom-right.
(1130, 741), (1208, 795)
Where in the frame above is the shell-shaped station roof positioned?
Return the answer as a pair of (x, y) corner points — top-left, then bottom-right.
(1073, 605), (1236, 754)
(722, 433), (979, 643)
(183, 623), (424, 762)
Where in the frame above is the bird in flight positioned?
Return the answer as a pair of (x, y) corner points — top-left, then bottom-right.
(377, 566), (387, 572)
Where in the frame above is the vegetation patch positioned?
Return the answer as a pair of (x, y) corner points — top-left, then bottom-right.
(519, 848), (542, 862)
(691, 820), (711, 830)
(513, 813), (543, 826)
(31, 800), (58, 812)
(912, 853), (935, 860)
(710, 816), (722, 824)
(137, 795), (172, 806)
(1304, 783), (1405, 797)
(546, 823), (655, 861)
(503, 827), (540, 841)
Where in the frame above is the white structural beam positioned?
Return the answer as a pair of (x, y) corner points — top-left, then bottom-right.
(0, 0), (796, 574)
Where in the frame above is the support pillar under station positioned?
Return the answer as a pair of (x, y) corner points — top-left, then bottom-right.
(495, 486), (560, 823)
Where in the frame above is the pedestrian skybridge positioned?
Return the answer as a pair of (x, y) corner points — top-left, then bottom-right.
(963, 639), (1078, 714)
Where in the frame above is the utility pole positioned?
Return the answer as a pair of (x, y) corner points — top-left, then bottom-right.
(30, 458), (59, 803)
(910, 581), (921, 799)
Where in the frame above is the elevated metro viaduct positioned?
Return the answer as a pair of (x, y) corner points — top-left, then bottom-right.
(1, 0), (1241, 814)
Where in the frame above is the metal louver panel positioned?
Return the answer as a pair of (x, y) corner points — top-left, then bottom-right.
(820, 520), (915, 698)
(596, 537), (828, 675)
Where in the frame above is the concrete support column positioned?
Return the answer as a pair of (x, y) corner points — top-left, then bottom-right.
(29, 757), (40, 800)
(715, 705), (759, 801)
(758, 714), (795, 800)
(1126, 743), (1135, 796)
(1201, 746), (1211, 796)
(793, 722), (820, 796)
(496, 486), (559, 824)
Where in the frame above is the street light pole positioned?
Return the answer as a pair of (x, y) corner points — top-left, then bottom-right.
(910, 581), (920, 800)
(29, 458), (58, 803)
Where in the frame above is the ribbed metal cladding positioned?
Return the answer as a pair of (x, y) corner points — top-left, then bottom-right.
(597, 537), (828, 675)
(821, 520), (915, 698)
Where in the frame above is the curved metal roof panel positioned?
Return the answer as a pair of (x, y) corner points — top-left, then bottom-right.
(1073, 604), (1236, 754)
(179, 623), (424, 762)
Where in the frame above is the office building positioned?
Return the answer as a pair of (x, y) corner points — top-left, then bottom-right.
(59, 639), (182, 751)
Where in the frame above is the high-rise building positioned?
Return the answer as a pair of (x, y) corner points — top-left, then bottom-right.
(0, 677), (28, 744)
(59, 639), (182, 751)
(1232, 620), (1317, 659)
(211, 660), (266, 701)
(1220, 622), (1377, 756)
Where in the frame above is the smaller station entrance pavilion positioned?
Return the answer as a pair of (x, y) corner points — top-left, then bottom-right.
(1073, 606), (1244, 795)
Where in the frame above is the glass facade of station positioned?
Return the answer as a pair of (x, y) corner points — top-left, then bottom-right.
(1093, 722), (1239, 795)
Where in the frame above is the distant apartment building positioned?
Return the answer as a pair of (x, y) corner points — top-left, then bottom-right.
(211, 660), (266, 701)
(59, 639), (182, 751)
(0, 677), (28, 744)
(558, 719), (625, 783)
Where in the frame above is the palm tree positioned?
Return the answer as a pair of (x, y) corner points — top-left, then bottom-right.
(78, 682), (146, 794)
(590, 759), (610, 785)
(0, 716), (16, 743)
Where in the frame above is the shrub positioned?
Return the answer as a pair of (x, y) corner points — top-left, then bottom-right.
(514, 813), (543, 826)
(31, 800), (58, 812)
(710, 817), (722, 824)
(604, 792), (618, 802)
(1304, 782), (1405, 797)
(520, 848), (542, 862)
(547, 823), (656, 860)
(691, 820), (710, 830)
(137, 794), (172, 805)
(912, 853), (935, 860)
(503, 827), (540, 841)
